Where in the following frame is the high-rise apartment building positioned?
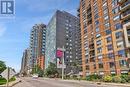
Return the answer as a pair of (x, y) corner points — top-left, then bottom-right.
(30, 24), (46, 70)
(45, 10), (82, 74)
(80, 0), (130, 77)
(20, 48), (31, 75)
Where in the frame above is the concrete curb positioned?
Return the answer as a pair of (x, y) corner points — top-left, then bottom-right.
(0, 78), (21, 87)
(43, 78), (130, 87)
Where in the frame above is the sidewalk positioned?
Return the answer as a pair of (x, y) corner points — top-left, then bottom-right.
(43, 78), (130, 87)
(0, 78), (21, 87)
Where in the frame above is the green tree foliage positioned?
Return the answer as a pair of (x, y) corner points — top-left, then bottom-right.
(44, 62), (58, 77)
(0, 60), (6, 74)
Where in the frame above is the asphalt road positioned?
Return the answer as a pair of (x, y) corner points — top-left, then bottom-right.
(13, 77), (119, 87)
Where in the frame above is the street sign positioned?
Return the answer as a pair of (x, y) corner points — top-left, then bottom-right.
(1, 68), (8, 80)
(9, 68), (16, 79)
(1, 68), (16, 80)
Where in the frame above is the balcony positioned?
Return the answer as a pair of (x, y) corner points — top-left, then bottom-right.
(120, 1), (130, 12)
(127, 29), (130, 36)
(123, 23), (130, 48)
(118, 0), (127, 4)
(121, 10), (130, 20)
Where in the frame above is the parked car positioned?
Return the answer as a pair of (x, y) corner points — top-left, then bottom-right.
(32, 74), (38, 79)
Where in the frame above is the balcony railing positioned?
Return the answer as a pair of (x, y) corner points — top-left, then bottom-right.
(118, 0), (127, 4)
(121, 10), (130, 20)
(127, 30), (130, 35)
(121, 1), (130, 11)
(122, 10), (130, 16)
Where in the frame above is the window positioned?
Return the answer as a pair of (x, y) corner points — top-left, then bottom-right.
(99, 63), (104, 68)
(112, 7), (119, 14)
(94, 13), (99, 19)
(107, 44), (113, 51)
(109, 62), (115, 68)
(95, 20), (99, 26)
(95, 27), (99, 32)
(107, 53), (114, 58)
(113, 15), (120, 21)
(104, 15), (109, 20)
(116, 41), (124, 48)
(119, 60), (127, 67)
(97, 47), (102, 53)
(94, 64), (96, 69)
(86, 65), (89, 70)
(70, 56), (72, 58)
(102, 3), (108, 10)
(105, 22), (110, 28)
(112, 0), (118, 8)
(105, 29), (111, 35)
(96, 34), (101, 38)
(103, 9), (108, 15)
(97, 54), (103, 59)
(115, 23), (122, 30)
(115, 31), (122, 39)
(96, 40), (101, 46)
(90, 58), (95, 62)
(118, 50), (125, 57)
(106, 37), (112, 43)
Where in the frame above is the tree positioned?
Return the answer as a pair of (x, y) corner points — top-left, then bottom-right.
(44, 62), (58, 77)
(0, 60), (6, 74)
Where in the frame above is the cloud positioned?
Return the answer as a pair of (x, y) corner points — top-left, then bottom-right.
(0, 24), (6, 37)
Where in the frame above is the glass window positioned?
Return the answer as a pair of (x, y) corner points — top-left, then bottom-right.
(107, 53), (114, 58)
(95, 27), (99, 32)
(112, 7), (119, 14)
(96, 33), (101, 38)
(119, 60), (127, 67)
(96, 40), (101, 46)
(115, 31), (122, 39)
(105, 22), (110, 28)
(95, 20), (99, 26)
(118, 50), (125, 57)
(94, 64), (96, 69)
(115, 23), (122, 30)
(86, 65), (89, 70)
(94, 13), (99, 19)
(102, 3), (108, 10)
(107, 44), (113, 51)
(104, 15), (109, 20)
(97, 47), (102, 53)
(109, 62), (115, 68)
(113, 15), (120, 21)
(112, 0), (118, 8)
(106, 37), (112, 43)
(99, 63), (104, 68)
(97, 54), (103, 59)
(105, 29), (111, 35)
(116, 41), (124, 48)
(103, 9), (108, 15)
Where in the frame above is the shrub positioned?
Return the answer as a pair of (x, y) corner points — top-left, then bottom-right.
(103, 75), (112, 82)
(0, 77), (6, 85)
(9, 77), (16, 82)
(86, 74), (102, 81)
(112, 76), (121, 83)
(121, 78), (127, 83)
(120, 75), (128, 83)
